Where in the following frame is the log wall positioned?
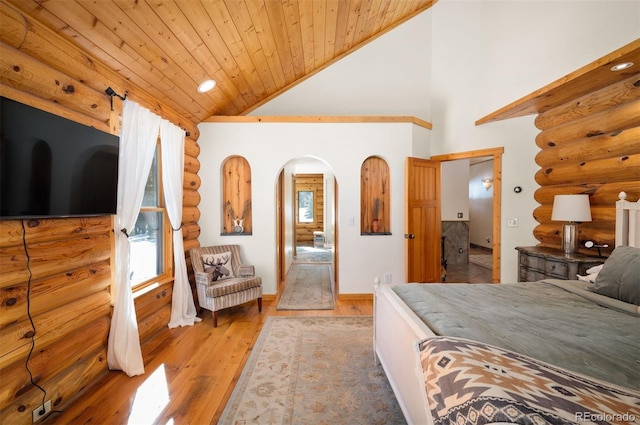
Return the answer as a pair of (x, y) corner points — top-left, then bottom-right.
(532, 74), (640, 255)
(0, 3), (201, 424)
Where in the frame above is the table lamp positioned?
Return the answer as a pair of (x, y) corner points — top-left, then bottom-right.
(551, 194), (592, 254)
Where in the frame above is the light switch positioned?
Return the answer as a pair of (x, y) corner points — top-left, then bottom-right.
(347, 216), (355, 226)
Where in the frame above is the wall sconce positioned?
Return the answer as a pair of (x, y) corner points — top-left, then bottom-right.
(584, 240), (609, 257)
(481, 178), (493, 190)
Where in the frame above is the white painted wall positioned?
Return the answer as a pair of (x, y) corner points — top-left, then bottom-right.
(441, 160), (470, 221)
(469, 160), (494, 249)
(197, 122), (428, 295)
(250, 10), (433, 120)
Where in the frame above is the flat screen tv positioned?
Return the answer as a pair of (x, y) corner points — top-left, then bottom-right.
(0, 96), (120, 219)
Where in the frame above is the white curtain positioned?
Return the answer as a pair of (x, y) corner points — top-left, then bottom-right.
(160, 120), (201, 328)
(108, 100), (161, 376)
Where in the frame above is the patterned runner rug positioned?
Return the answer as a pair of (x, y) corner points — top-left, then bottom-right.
(276, 263), (334, 310)
(218, 316), (406, 425)
(294, 245), (333, 263)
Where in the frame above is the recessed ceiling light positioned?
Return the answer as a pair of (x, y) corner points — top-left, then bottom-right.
(610, 62), (634, 71)
(197, 79), (216, 93)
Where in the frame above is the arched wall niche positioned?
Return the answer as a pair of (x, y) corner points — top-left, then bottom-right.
(222, 155), (252, 235)
(361, 155), (391, 234)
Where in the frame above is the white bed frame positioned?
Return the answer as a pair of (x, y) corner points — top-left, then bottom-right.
(615, 191), (640, 247)
(374, 192), (639, 425)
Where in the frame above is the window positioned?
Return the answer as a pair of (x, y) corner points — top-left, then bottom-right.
(128, 144), (172, 289)
(298, 190), (314, 223)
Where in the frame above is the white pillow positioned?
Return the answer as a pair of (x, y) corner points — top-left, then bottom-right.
(586, 264), (603, 274)
(577, 273), (598, 283)
(576, 264), (604, 282)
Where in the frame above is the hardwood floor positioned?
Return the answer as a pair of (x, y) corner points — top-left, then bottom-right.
(45, 246), (488, 425)
(47, 297), (372, 425)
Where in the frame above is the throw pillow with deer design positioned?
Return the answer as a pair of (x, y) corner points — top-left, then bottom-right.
(202, 252), (235, 281)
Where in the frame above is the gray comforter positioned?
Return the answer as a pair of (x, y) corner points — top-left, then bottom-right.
(392, 279), (640, 389)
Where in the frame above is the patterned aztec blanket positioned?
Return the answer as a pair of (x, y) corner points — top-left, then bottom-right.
(418, 337), (640, 425)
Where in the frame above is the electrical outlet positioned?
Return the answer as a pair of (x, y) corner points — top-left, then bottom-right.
(458, 248), (463, 254)
(384, 273), (392, 283)
(507, 217), (519, 228)
(32, 400), (51, 423)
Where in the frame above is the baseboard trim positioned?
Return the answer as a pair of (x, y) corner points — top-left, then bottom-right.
(337, 293), (373, 301)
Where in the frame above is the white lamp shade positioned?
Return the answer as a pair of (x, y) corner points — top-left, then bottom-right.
(551, 194), (592, 222)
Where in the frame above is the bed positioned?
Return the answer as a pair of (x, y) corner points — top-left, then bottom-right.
(374, 193), (640, 425)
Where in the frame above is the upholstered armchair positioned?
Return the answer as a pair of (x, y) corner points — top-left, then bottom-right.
(190, 244), (262, 327)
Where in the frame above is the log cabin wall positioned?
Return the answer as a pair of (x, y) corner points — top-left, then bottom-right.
(532, 74), (640, 255)
(0, 4), (201, 424)
(294, 174), (325, 244)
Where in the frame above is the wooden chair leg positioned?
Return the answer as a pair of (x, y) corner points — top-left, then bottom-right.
(213, 311), (218, 327)
(257, 297), (263, 312)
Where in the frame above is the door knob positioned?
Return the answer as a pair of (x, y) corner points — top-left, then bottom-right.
(404, 234), (415, 239)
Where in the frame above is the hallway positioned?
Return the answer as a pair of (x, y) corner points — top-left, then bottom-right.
(293, 244), (334, 264)
(276, 243), (335, 310)
(445, 246), (493, 283)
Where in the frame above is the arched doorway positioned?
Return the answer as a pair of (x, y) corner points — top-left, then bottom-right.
(275, 157), (338, 307)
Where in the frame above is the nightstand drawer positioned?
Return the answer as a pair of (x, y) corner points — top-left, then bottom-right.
(520, 253), (544, 271)
(521, 269), (546, 282)
(545, 260), (568, 278)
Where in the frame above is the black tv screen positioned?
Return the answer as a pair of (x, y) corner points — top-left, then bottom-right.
(0, 97), (119, 219)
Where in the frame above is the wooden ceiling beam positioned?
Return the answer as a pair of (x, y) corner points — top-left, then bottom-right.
(204, 114), (433, 130)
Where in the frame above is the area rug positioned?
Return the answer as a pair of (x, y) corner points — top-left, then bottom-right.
(218, 316), (406, 425)
(294, 245), (333, 263)
(276, 264), (334, 310)
(469, 254), (493, 270)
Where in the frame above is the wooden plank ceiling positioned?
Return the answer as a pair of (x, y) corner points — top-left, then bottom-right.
(5, 0), (436, 124)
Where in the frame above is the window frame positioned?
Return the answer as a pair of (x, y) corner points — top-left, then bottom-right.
(130, 140), (173, 292)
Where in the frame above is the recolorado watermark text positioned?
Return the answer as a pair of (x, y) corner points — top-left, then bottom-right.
(575, 412), (637, 423)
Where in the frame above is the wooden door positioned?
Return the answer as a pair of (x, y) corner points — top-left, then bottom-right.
(292, 174), (298, 257)
(277, 170), (286, 287)
(405, 157), (441, 282)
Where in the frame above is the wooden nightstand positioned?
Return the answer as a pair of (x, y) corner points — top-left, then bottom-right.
(515, 246), (604, 282)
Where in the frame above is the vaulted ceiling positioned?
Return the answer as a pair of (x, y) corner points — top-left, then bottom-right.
(5, 0), (437, 124)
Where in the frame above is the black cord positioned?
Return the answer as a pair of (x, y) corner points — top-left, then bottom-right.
(21, 220), (48, 414)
